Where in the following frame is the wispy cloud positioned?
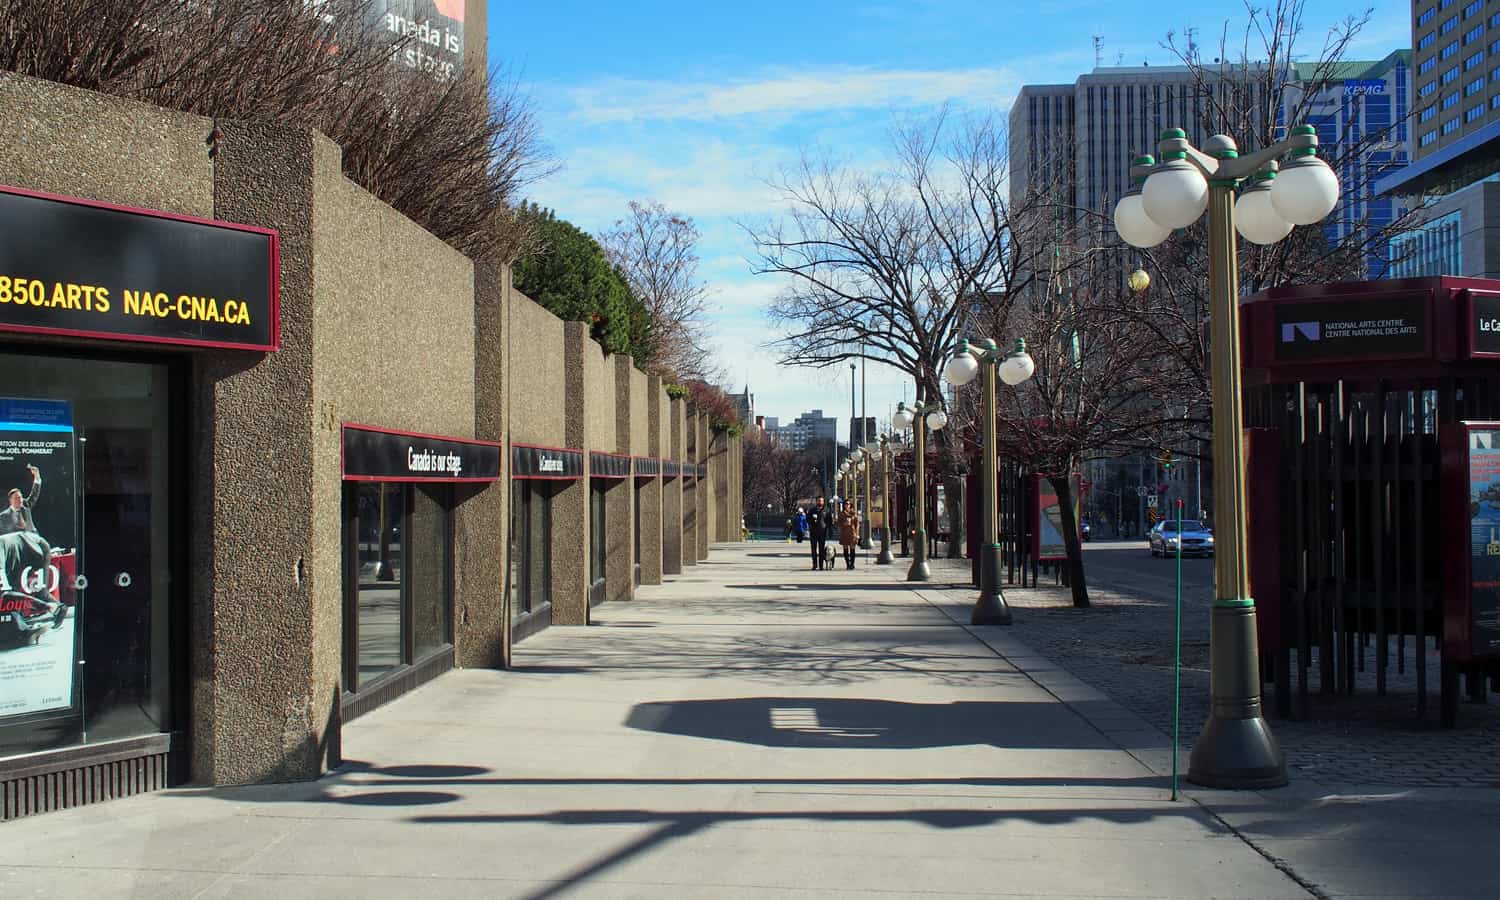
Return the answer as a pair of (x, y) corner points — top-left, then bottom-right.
(565, 66), (1024, 124)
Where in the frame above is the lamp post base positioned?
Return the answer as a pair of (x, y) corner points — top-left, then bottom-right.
(1187, 603), (1287, 789)
(970, 544), (1011, 624)
(876, 545), (894, 565)
(907, 529), (931, 581)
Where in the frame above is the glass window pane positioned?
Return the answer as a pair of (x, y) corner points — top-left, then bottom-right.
(355, 483), (403, 688)
(410, 484), (450, 660)
(0, 353), (173, 756)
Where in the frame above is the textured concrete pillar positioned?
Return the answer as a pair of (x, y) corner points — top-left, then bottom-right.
(675, 399), (695, 567)
(607, 356), (636, 601)
(695, 414), (710, 559)
(605, 477), (632, 602)
(555, 321), (592, 624)
(199, 121), (326, 785)
(454, 261), (506, 668)
(640, 376), (666, 584)
(712, 431), (730, 543)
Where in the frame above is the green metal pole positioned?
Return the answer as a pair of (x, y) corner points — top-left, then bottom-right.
(1173, 498), (1183, 801)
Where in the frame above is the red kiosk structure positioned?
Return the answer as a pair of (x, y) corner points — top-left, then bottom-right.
(1241, 276), (1500, 726)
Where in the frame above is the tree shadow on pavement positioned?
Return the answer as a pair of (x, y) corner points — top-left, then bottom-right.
(407, 803), (1221, 900)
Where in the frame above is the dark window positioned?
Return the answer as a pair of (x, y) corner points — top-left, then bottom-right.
(510, 479), (553, 614)
(0, 351), (180, 758)
(343, 482), (453, 693)
(589, 480), (606, 605)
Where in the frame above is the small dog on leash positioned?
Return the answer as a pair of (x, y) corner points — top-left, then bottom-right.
(822, 544), (836, 568)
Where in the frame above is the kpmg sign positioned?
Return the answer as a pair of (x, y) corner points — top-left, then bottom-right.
(1273, 296), (1428, 363)
(0, 186), (278, 351)
(1343, 79), (1386, 96)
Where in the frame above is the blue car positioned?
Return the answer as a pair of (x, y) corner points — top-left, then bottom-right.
(1148, 519), (1214, 558)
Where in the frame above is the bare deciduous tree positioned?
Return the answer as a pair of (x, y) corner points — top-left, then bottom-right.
(747, 110), (1078, 556)
(599, 201), (716, 381)
(1125, 0), (1423, 450)
(0, 0), (555, 260)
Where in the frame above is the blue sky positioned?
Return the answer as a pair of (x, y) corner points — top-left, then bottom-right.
(490, 1), (1408, 441)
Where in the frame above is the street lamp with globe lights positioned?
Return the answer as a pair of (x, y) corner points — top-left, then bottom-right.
(944, 337), (1036, 625)
(1113, 125), (1338, 790)
(892, 399), (947, 581)
(876, 435), (895, 564)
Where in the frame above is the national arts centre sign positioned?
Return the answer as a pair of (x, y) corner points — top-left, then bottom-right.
(0, 186), (279, 351)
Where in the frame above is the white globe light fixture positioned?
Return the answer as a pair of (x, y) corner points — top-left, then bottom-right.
(1142, 136), (1209, 229)
(1270, 128), (1340, 226)
(925, 409), (947, 431)
(1114, 155), (1172, 249)
(944, 341), (980, 386)
(1235, 170), (1293, 246)
(998, 339), (1036, 387)
(892, 403), (914, 430)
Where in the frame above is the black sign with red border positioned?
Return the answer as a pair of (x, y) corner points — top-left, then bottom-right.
(513, 443), (584, 480)
(590, 452), (631, 478)
(0, 185), (279, 351)
(635, 457), (660, 477)
(342, 424), (501, 482)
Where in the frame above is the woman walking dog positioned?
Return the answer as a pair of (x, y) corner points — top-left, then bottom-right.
(837, 500), (860, 570)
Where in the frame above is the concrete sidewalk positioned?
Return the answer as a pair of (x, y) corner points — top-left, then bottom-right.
(6, 545), (1317, 898)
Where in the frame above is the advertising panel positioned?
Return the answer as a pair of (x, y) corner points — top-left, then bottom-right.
(1465, 427), (1500, 656)
(0, 186), (278, 351)
(1033, 474), (1080, 562)
(0, 398), (79, 720)
(367, 0), (465, 80)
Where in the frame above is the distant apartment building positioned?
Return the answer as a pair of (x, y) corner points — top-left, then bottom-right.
(1377, 0), (1500, 278)
(1011, 52), (1411, 276)
(776, 410), (837, 451)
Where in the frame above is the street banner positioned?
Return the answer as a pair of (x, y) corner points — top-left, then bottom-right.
(0, 397), (80, 720)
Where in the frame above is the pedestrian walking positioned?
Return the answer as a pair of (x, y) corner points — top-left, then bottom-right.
(794, 507), (808, 542)
(838, 500), (860, 570)
(806, 496), (833, 570)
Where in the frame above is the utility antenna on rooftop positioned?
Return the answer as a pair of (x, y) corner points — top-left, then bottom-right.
(1118, 51), (1126, 66)
(1185, 26), (1199, 63)
(1093, 35), (1104, 68)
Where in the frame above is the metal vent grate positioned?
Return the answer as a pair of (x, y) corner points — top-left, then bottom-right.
(3, 749), (169, 821)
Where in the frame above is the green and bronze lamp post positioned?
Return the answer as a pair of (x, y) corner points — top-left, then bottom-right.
(1113, 125), (1339, 789)
(944, 337), (1036, 625)
(859, 444), (875, 549)
(876, 435), (894, 564)
(891, 399), (947, 581)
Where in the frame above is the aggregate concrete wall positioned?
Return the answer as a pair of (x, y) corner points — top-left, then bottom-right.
(581, 338), (613, 453)
(0, 73), (212, 217)
(508, 290), (567, 448)
(628, 365), (650, 454)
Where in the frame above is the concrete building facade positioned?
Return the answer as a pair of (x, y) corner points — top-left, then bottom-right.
(0, 71), (741, 821)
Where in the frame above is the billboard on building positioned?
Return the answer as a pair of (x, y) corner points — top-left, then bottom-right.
(368, 0), (465, 80)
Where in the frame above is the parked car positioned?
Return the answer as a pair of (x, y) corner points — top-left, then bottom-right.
(1148, 519), (1214, 557)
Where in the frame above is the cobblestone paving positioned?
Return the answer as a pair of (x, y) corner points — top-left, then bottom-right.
(921, 557), (1500, 788)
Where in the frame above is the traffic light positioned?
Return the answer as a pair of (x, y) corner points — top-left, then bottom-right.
(1159, 449), (1173, 472)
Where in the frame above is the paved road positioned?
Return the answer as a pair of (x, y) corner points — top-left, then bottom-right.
(5, 545), (1308, 900)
